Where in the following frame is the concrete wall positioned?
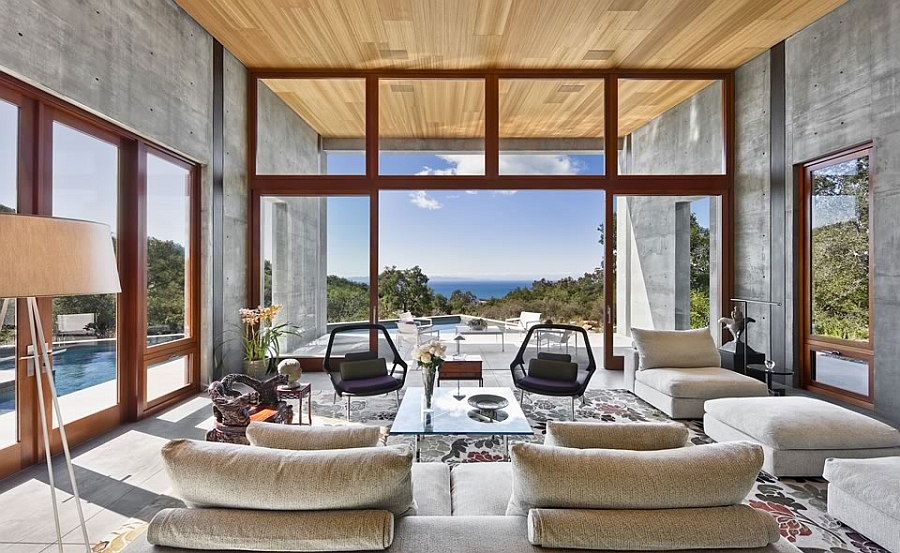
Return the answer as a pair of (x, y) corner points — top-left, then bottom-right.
(625, 81), (724, 175)
(616, 83), (723, 342)
(0, 0), (250, 385)
(256, 82), (323, 174)
(269, 197), (328, 353)
(734, 52), (773, 356)
(734, 0), (900, 423)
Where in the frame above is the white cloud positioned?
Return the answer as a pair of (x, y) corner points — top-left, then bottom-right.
(499, 154), (585, 175)
(494, 190), (517, 195)
(465, 190), (478, 195)
(409, 190), (442, 210)
(414, 153), (584, 177)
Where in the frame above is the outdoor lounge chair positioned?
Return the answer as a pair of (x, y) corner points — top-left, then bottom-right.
(509, 324), (596, 420)
(324, 323), (408, 421)
(505, 311), (541, 332)
(396, 310), (440, 348)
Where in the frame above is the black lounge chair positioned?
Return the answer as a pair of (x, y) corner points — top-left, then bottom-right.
(509, 323), (597, 420)
(323, 323), (408, 421)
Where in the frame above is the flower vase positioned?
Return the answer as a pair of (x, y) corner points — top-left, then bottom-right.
(421, 362), (439, 413)
(243, 358), (269, 380)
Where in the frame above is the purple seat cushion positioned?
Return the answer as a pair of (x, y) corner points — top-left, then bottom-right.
(340, 375), (401, 395)
(518, 375), (581, 394)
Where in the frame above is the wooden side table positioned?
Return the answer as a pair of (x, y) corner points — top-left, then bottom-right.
(277, 383), (313, 425)
(438, 355), (483, 387)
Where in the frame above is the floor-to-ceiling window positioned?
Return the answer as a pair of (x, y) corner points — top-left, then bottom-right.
(51, 119), (121, 425)
(0, 95), (19, 452)
(802, 145), (873, 403)
(0, 73), (201, 480)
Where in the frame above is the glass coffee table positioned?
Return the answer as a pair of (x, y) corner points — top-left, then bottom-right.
(389, 387), (533, 461)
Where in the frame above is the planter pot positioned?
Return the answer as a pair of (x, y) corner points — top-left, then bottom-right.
(243, 358), (269, 379)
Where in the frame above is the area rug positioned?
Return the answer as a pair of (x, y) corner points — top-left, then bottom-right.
(308, 388), (888, 553)
(105, 388), (888, 553)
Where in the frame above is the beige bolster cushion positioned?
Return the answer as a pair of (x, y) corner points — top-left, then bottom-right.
(148, 508), (394, 551)
(162, 439), (416, 516)
(506, 441), (763, 515)
(527, 505), (781, 550)
(544, 421), (689, 450)
(247, 422), (381, 450)
(631, 327), (721, 369)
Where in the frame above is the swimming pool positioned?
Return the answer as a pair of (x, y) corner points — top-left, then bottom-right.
(0, 341), (118, 413)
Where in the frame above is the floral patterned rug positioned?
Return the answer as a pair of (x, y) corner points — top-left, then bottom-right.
(106, 387), (887, 553)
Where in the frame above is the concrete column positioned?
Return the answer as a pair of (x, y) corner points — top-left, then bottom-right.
(674, 202), (691, 329)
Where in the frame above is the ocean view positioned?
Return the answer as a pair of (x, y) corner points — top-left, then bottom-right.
(428, 279), (533, 300)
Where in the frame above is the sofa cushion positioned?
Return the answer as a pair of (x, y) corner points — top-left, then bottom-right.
(506, 441), (763, 516)
(246, 422), (381, 450)
(517, 375), (581, 393)
(544, 421), (689, 450)
(450, 462), (513, 516)
(411, 462), (452, 516)
(631, 327), (720, 369)
(527, 505), (780, 550)
(161, 439), (416, 516)
(705, 397), (900, 450)
(636, 367), (768, 399)
(148, 508), (394, 551)
(823, 456), (900, 517)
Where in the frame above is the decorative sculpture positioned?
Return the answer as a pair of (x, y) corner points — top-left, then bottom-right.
(278, 358), (303, 387)
(206, 373), (293, 444)
(718, 306), (756, 343)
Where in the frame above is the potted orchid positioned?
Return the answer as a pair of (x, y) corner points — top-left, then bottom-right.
(239, 305), (302, 379)
(414, 340), (447, 413)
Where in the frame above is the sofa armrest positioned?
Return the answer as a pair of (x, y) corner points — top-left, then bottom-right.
(623, 348), (640, 392)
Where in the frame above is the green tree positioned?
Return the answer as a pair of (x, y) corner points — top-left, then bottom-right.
(448, 290), (479, 315)
(147, 238), (186, 334)
(326, 275), (369, 323)
(689, 212), (711, 328)
(377, 266), (435, 316)
(810, 157), (869, 340)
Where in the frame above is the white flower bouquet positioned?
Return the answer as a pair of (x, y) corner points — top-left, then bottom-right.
(413, 340), (447, 369)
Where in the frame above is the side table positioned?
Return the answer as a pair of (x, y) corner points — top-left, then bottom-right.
(747, 364), (793, 396)
(438, 355), (483, 387)
(277, 383), (313, 425)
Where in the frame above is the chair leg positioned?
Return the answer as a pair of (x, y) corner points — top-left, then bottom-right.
(570, 397), (576, 421)
(580, 395), (587, 406)
(333, 391), (337, 404)
(395, 390), (401, 407)
(346, 396), (351, 422)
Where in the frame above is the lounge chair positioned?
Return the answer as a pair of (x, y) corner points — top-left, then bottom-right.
(505, 311), (541, 332)
(396, 311), (440, 348)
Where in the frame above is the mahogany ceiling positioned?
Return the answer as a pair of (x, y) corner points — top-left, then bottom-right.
(178, 0), (846, 70)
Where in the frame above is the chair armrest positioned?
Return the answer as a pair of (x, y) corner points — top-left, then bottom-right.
(415, 318), (434, 328)
(505, 317), (521, 323)
(524, 320), (541, 330)
(623, 348), (640, 392)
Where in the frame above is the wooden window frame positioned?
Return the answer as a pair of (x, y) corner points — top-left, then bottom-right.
(0, 70), (202, 480)
(247, 69), (736, 372)
(799, 143), (874, 407)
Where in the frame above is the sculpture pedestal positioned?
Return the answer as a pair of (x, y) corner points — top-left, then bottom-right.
(718, 340), (765, 374)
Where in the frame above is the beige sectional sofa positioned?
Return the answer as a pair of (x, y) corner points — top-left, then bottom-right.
(125, 422), (802, 553)
(625, 328), (769, 419)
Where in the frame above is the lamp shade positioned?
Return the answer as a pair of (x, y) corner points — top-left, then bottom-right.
(0, 214), (121, 298)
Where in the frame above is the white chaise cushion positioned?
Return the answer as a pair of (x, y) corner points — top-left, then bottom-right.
(824, 457), (900, 518)
(636, 367), (768, 399)
(631, 327), (721, 369)
(705, 397), (900, 450)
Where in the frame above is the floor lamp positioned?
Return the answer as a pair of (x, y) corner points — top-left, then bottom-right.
(0, 214), (121, 553)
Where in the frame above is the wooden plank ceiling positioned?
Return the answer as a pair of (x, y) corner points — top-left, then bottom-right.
(183, 0), (847, 139)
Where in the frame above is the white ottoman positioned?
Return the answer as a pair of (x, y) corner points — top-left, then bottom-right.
(824, 457), (900, 553)
(703, 397), (900, 477)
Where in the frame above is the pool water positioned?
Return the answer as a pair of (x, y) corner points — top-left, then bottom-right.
(0, 342), (118, 413)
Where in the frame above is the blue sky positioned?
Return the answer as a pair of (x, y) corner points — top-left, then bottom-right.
(324, 152), (711, 280)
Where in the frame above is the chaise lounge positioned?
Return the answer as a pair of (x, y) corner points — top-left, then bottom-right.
(625, 327), (770, 419)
